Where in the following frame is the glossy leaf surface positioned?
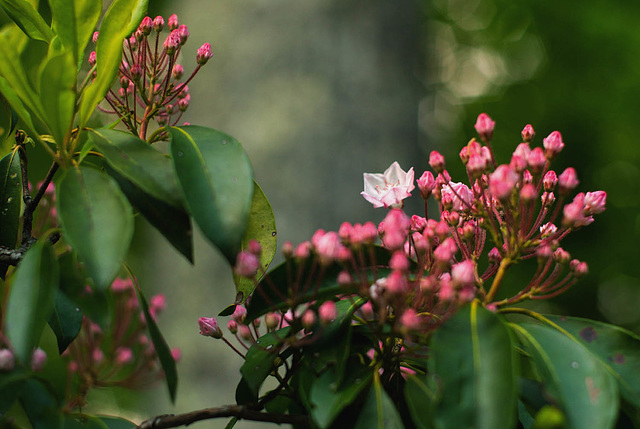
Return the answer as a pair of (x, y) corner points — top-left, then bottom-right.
(58, 166), (133, 290)
(232, 181), (277, 304)
(544, 315), (640, 408)
(239, 327), (291, 396)
(79, 0), (148, 125)
(48, 289), (83, 354)
(170, 126), (253, 263)
(0, 0), (53, 42)
(5, 240), (58, 364)
(91, 128), (183, 208)
(0, 149), (21, 278)
(513, 322), (619, 429)
(429, 302), (517, 429)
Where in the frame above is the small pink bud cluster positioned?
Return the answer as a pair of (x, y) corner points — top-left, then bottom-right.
(98, 14), (213, 140)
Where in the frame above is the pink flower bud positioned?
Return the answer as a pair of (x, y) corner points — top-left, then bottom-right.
(520, 183), (537, 202)
(543, 131), (564, 159)
(318, 301), (337, 324)
(232, 306), (247, 323)
(337, 270), (352, 285)
(295, 241), (311, 259)
(88, 51), (97, 67)
(0, 349), (15, 371)
(521, 124), (535, 142)
(139, 16), (153, 35)
(265, 313), (279, 330)
(92, 348), (104, 363)
(227, 320), (238, 334)
(111, 277), (133, 293)
(417, 171), (436, 199)
(115, 347), (133, 365)
(178, 97), (189, 112)
(315, 231), (343, 265)
(583, 191), (606, 215)
(573, 261), (588, 277)
(488, 247), (502, 263)
(235, 251), (260, 277)
(526, 147), (546, 173)
(177, 24), (189, 45)
(558, 168), (579, 194)
(562, 195), (593, 228)
(541, 191), (556, 207)
(153, 16), (164, 32)
(302, 309), (316, 329)
(451, 260), (476, 286)
(120, 76), (130, 89)
(474, 113), (495, 141)
(441, 181), (473, 211)
(537, 245), (553, 260)
(198, 317), (223, 338)
(130, 64), (142, 81)
(172, 64), (184, 80)
(238, 325), (252, 341)
(282, 241), (294, 258)
(171, 348), (182, 362)
(382, 209), (411, 250)
(92, 31), (99, 44)
(168, 14), (179, 30)
(543, 170), (558, 191)
(360, 222), (377, 244)
(164, 30), (180, 55)
(389, 251), (409, 271)
(489, 165), (519, 200)
(438, 279), (455, 301)
(553, 248), (570, 264)
(150, 294), (166, 314)
(411, 215), (427, 232)
(539, 222), (557, 238)
(467, 154), (488, 176)
(522, 170), (533, 184)
(400, 308), (421, 331)
(358, 301), (374, 320)
(429, 151), (445, 173)
(434, 237), (457, 264)
(197, 43), (213, 65)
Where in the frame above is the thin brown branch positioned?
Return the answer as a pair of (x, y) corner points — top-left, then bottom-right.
(136, 404), (310, 429)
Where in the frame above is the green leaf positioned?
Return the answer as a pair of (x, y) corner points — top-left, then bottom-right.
(239, 327), (291, 396)
(0, 75), (39, 140)
(136, 285), (178, 403)
(543, 315), (640, 409)
(233, 181), (277, 304)
(0, 0), (54, 42)
(108, 165), (193, 262)
(5, 239), (58, 364)
(310, 365), (372, 429)
(512, 322), (619, 429)
(48, 289), (83, 354)
(78, 0), (148, 125)
(0, 370), (28, 413)
(49, 0), (101, 65)
(0, 148), (22, 279)
(20, 378), (62, 429)
(429, 301), (517, 429)
(90, 128), (183, 208)
(62, 414), (109, 429)
(354, 375), (404, 429)
(404, 374), (435, 429)
(39, 39), (76, 146)
(57, 166), (133, 290)
(169, 126), (253, 263)
(97, 416), (136, 429)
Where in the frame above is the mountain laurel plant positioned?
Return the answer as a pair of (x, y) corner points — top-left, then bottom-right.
(0, 1), (637, 429)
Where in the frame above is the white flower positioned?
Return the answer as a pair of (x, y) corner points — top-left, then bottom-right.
(361, 162), (415, 208)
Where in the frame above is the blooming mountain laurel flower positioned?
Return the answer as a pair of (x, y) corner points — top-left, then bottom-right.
(361, 161), (415, 208)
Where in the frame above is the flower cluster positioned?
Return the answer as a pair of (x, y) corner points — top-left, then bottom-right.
(93, 14), (213, 140)
(63, 277), (178, 409)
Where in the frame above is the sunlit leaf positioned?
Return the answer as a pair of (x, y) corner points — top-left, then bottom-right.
(49, 0), (101, 65)
(0, 0), (53, 42)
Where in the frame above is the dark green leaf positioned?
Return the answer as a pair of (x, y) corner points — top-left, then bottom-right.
(429, 302), (517, 429)
(0, 0), (54, 42)
(0, 370), (28, 413)
(49, 0), (101, 65)
(354, 375), (404, 429)
(78, 0), (148, 125)
(48, 289), (83, 354)
(62, 414), (109, 429)
(5, 240), (58, 364)
(404, 374), (435, 429)
(245, 245), (393, 322)
(0, 148), (21, 279)
(39, 39), (76, 147)
(108, 166), (193, 263)
(512, 322), (619, 429)
(90, 128), (183, 208)
(136, 285), (177, 403)
(310, 365), (372, 429)
(20, 378), (62, 429)
(544, 314), (640, 409)
(235, 376), (257, 405)
(233, 181), (277, 304)
(97, 416), (136, 429)
(239, 327), (291, 396)
(57, 166), (133, 290)
(169, 126), (253, 263)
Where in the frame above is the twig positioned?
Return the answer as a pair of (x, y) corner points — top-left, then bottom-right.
(136, 405), (310, 429)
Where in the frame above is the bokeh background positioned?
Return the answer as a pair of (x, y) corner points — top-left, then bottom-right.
(29, 0), (640, 427)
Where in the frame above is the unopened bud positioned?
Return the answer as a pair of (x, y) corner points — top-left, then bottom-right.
(318, 301), (337, 324)
(227, 320), (238, 334)
(238, 325), (252, 341)
(558, 168), (579, 194)
(153, 16), (164, 32)
(302, 310), (316, 329)
(177, 25), (189, 45)
(429, 151), (445, 173)
(30, 349), (47, 372)
(168, 14), (179, 30)
(88, 51), (97, 67)
(172, 64), (184, 80)
(543, 131), (564, 159)
(521, 124), (535, 142)
(474, 113), (495, 142)
(0, 349), (15, 371)
(130, 64), (142, 81)
(265, 313), (279, 330)
(199, 317), (223, 338)
(139, 16), (153, 36)
(197, 42), (213, 65)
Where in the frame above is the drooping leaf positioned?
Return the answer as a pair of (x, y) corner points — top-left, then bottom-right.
(49, 0), (101, 65)
(169, 126), (253, 263)
(136, 285), (178, 403)
(544, 315), (640, 409)
(0, 148), (22, 279)
(0, 0), (54, 42)
(512, 322), (619, 429)
(245, 245), (394, 323)
(108, 166), (193, 262)
(429, 301), (517, 429)
(39, 39), (76, 147)
(90, 128), (183, 208)
(78, 0), (148, 125)
(5, 239), (58, 364)
(310, 365), (372, 429)
(354, 375), (404, 429)
(239, 327), (291, 396)
(57, 166), (133, 290)
(47, 289), (83, 354)
(232, 181), (277, 304)
(404, 374), (435, 429)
